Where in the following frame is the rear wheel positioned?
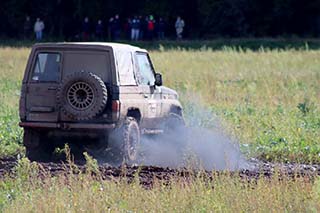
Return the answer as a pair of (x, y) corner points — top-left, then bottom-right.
(23, 129), (53, 161)
(119, 117), (141, 164)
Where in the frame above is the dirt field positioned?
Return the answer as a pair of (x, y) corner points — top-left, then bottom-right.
(1, 158), (319, 187)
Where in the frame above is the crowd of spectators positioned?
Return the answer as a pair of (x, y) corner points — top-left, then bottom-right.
(23, 14), (185, 42)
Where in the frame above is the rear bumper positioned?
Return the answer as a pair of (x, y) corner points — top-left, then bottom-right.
(19, 122), (116, 130)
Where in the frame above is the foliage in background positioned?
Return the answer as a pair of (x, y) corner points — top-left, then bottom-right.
(1, 0), (320, 38)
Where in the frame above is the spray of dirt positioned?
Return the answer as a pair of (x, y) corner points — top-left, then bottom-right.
(138, 125), (250, 171)
(108, 94), (251, 171)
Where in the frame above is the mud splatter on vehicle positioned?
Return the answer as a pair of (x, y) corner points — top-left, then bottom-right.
(19, 42), (183, 163)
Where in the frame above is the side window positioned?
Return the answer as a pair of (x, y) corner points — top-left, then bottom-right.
(32, 53), (60, 82)
(116, 51), (136, 85)
(135, 53), (155, 86)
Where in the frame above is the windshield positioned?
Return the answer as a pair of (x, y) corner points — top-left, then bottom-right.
(135, 53), (155, 86)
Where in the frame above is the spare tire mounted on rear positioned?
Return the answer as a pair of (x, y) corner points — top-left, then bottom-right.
(57, 71), (108, 120)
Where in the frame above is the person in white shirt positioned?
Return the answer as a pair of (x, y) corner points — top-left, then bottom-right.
(175, 16), (185, 39)
(34, 18), (45, 40)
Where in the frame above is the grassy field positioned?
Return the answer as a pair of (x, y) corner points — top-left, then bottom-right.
(156, 48), (320, 163)
(0, 45), (319, 162)
(0, 42), (319, 211)
(0, 158), (319, 212)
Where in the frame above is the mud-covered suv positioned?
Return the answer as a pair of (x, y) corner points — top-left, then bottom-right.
(19, 42), (183, 162)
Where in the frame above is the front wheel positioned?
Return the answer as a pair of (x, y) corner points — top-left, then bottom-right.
(163, 113), (185, 134)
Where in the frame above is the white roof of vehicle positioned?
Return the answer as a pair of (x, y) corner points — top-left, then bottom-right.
(71, 42), (147, 53)
(35, 42), (147, 53)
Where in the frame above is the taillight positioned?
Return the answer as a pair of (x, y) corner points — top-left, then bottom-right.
(112, 100), (120, 112)
(111, 100), (120, 121)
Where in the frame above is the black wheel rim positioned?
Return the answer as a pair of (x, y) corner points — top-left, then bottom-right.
(67, 81), (95, 110)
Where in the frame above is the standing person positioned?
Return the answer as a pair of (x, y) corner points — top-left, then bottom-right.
(157, 17), (165, 40)
(131, 16), (140, 41)
(108, 17), (114, 41)
(124, 18), (132, 40)
(113, 14), (121, 40)
(175, 16), (185, 39)
(138, 16), (144, 40)
(147, 15), (155, 40)
(140, 16), (148, 40)
(23, 16), (32, 39)
(95, 19), (104, 40)
(34, 18), (45, 41)
(82, 17), (90, 41)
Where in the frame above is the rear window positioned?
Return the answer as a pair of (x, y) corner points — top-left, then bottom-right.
(63, 52), (110, 81)
(32, 53), (61, 82)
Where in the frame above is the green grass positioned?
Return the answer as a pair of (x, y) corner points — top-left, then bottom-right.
(157, 48), (320, 163)
(0, 42), (319, 211)
(0, 157), (319, 212)
(0, 45), (319, 162)
(0, 48), (27, 157)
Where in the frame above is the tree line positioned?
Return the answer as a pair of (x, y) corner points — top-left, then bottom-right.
(1, 0), (320, 39)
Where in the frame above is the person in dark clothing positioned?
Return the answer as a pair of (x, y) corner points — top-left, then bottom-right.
(139, 16), (147, 40)
(95, 19), (104, 40)
(131, 16), (140, 41)
(23, 16), (32, 39)
(82, 17), (90, 41)
(108, 17), (114, 41)
(124, 18), (132, 40)
(113, 14), (121, 40)
(157, 17), (165, 40)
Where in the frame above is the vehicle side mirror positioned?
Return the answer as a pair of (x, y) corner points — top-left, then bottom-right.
(155, 73), (162, 86)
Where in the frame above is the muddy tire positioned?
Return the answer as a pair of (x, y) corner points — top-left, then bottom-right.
(119, 117), (141, 164)
(57, 71), (108, 121)
(23, 129), (53, 161)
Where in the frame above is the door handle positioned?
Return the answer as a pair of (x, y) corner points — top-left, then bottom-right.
(48, 87), (57, 91)
(139, 92), (148, 98)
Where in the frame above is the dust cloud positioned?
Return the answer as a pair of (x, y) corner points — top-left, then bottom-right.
(98, 95), (251, 171)
(138, 126), (249, 171)
(136, 94), (251, 171)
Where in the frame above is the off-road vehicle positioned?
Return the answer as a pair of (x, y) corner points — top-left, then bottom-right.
(19, 42), (183, 162)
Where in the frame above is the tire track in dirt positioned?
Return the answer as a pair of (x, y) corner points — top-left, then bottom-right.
(1, 158), (320, 187)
